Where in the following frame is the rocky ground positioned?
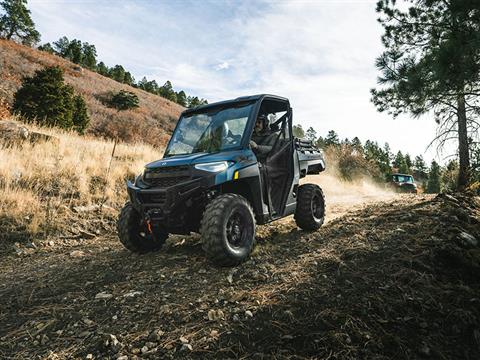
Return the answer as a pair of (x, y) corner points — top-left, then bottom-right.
(0, 192), (479, 359)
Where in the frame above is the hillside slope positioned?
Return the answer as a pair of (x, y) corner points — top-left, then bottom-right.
(1, 192), (478, 359)
(0, 40), (183, 147)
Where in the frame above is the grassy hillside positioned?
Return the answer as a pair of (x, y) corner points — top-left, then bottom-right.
(0, 39), (183, 147)
(0, 118), (161, 248)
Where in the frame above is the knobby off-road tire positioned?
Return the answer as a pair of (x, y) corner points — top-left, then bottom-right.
(117, 202), (168, 253)
(294, 184), (325, 231)
(201, 194), (256, 266)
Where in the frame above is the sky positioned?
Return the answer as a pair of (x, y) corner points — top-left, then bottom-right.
(28, 0), (444, 162)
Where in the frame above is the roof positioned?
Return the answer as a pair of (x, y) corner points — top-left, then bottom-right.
(182, 94), (289, 115)
(391, 173), (414, 177)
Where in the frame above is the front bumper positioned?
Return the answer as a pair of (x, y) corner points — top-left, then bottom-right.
(126, 174), (216, 233)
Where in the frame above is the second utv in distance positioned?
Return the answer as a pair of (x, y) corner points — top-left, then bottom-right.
(118, 94), (326, 266)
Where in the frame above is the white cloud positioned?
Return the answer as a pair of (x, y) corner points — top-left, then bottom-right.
(215, 62), (230, 71)
(28, 0), (442, 162)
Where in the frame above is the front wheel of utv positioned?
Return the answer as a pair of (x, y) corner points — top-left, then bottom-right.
(295, 184), (325, 231)
(117, 202), (168, 253)
(201, 194), (256, 266)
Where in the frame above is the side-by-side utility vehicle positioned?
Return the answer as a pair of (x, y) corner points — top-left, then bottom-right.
(118, 94), (326, 265)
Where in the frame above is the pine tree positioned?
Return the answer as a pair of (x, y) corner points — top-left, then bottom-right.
(123, 71), (135, 86)
(292, 124), (305, 139)
(305, 127), (317, 142)
(0, 0), (40, 46)
(414, 155), (427, 177)
(38, 42), (54, 53)
(351, 137), (363, 153)
(325, 130), (340, 147)
(96, 61), (109, 76)
(72, 95), (89, 133)
(426, 160), (441, 193)
(53, 36), (70, 55)
(371, 0), (480, 189)
(108, 90), (139, 111)
(81, 42), (97, 70)
(176, 90), (187, 107)
(393, 151), (409, 173)
(13, 66), (89, 131)
(110, 65), (126, 83)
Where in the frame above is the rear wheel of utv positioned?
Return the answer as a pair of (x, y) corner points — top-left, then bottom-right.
(117, 202), (168, 253)
(201, 194), (256, 266)
(295, 184), (325, 231)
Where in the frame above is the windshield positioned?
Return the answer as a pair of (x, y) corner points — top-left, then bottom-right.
(393, 175), (414, 183)
(165, 103), (253, 157)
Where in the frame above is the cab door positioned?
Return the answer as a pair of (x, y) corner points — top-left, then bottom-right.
(264, 106), (294, 218)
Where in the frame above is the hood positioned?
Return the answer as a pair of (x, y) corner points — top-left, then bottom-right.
(145, 150), (253, 169)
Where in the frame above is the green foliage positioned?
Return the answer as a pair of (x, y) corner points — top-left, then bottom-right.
(371, 0), (480, 188)
(324, 130), (339, 147)
(176, 90), (187, 107)
(49, 35), (206, 107)
(305, 127), (317, 142)
(159, 81), (176, 102)
(292, 124), (305, 139)
(413, 155), (427, 178)
(187, 96), (207, 108)
(38, 42), (54, 54)
(72, 95), (89, 133)
(53, 36), (98, 70)
(0, 0), (40, 46)
(442, 160), (459, 191)
(393, 151), (409, 174)
(13, 66), (89, 132)
(108, 90), (139, 111)
(426, 160), (441, 194)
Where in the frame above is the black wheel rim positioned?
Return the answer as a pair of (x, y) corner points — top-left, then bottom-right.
(311, 194), (324, 221)
(226, 211), (247, 248)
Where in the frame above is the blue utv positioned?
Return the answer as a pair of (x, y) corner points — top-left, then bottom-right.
(118, 94), (326, 266)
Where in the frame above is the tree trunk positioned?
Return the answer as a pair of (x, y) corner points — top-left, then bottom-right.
(457, 95), (470, 189)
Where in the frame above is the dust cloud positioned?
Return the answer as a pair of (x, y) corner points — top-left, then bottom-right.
(302, 169), (397, 222)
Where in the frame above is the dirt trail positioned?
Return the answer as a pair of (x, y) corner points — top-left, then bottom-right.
(1, 190), (479, 359)
(305, 173), (398, 222)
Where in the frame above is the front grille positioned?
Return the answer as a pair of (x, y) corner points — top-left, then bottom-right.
(148, 176), (191, 188)
(143, 165), (191, 188)
(140, 192), (167, 204)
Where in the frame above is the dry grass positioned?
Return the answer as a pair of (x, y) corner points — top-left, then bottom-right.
(0, 39), (183, 147)
(0, 117), (163, 239)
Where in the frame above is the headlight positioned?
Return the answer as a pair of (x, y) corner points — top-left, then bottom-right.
(194, 161), (229, 172)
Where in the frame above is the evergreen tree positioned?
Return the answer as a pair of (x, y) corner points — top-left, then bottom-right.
(188, 96), (202, 108)
(159, 80), (177, 102)
(108, 90), (139, 111)
(123, 71), (135, 86)
(325, 130), (340, 147)
(292, 124), (305, 139)
(38, 42), (54, 54)
(13, 66), (89, 131)
(371, 0), (480, 189)
(305, 127), (317, 142)
(53, 36), (70, 55)
(316, 136), (325, 149)
(414, 155), (427, 177)
(96, 61), (109, 76)
(81, 42), (97, 70)
(351, 137), (363, 152)
(65, 39), (83, 64)
(404, 153), (412, 171)
(109, 65), (126, 83)
(0, 0), (40, 45)
(393, 151), (409, 173)
(176, 90), (187, 107)
(426, 160), (441, 193)
(72, 94), (89, 133)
